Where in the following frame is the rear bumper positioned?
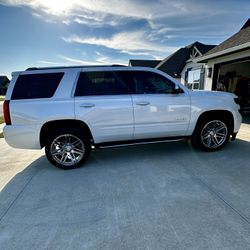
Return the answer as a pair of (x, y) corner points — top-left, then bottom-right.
(3, 124), (41, 149)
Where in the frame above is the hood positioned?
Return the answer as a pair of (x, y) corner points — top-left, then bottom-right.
(189, 90), (237, 99)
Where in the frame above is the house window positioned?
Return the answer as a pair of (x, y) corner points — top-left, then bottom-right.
(187, 68), (201, 89)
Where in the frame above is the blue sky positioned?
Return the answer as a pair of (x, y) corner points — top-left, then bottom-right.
(0, 0), (249, 78)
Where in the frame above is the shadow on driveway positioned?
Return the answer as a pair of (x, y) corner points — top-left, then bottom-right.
(0, 140), (250, 249)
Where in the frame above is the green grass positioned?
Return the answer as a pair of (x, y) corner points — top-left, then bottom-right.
(0, 116), (4, 124)
(0, 116), (4, 138)
(0, 96), (5, 101)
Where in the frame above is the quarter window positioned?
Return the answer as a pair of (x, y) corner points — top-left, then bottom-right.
(11, 73), (64, 100)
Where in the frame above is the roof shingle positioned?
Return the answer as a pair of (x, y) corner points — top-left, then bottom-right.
(129, 59), (161, 68)
(155, 42), (215, 77)
(203, 18), (250, 57)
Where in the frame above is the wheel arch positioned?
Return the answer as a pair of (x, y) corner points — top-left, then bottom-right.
(40, 119), (93, 148)
(194, 110), (234, 135)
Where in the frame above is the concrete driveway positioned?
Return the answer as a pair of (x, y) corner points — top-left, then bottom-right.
(0, 122), (250, 249)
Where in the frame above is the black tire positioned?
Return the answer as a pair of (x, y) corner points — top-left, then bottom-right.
(191, 116), (230, 152)
(45, 128), (91, 169)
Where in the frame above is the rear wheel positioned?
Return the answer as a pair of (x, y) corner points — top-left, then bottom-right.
(45, 128), (91, 169)
(191, 118), (230, 151)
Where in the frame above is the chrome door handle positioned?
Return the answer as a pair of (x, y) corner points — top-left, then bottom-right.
(136, 101), (150, 106)
(80, 103), (95, 108)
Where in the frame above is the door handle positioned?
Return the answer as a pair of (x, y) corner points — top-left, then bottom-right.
(136, 101), (150, 106)
(80, 103), (95, 108)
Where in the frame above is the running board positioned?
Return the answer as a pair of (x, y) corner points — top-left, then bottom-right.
(95, 137), (186, 149)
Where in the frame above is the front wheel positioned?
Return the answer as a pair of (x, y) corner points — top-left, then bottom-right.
(191, 119), (230, 151)
(45, 128), (91, 169)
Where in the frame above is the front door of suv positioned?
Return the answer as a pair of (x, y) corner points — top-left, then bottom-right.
(74, 70), (134, 143)
(131, 70), (191, 139)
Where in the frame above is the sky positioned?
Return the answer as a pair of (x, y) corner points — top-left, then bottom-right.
(0, 0), (249, 78)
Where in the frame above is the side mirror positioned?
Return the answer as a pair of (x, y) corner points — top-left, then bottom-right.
(172, 85), (181, 94)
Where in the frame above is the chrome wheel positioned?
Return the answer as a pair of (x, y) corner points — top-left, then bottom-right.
(50, 134), (85, 166)
(201, 120), (228, 149)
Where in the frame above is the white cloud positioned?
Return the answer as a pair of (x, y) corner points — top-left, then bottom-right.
(120, 50), (156, 57)
(1, 0), (146, 27)
(73, 16), (123, 27)
(59, 55), (99, 65)
(2, 0), (244, 61)
(0, 0), (193, 19)
(39, 57), (102, 66)
(38, 60), (62, 65)
(62, 31), (178, 57)
(58, 54), (127, 66)
(31, 12), (42, 18)
(1, 0), (238, 42)
(95, 52), (127, 65)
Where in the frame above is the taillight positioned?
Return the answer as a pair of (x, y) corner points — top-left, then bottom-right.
(3, 100), (11, 125)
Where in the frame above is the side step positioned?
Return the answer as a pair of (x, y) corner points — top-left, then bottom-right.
(95, 136), (187, 149)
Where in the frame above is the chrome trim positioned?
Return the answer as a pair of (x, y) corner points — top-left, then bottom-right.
(136, 101), (150, 106)
(80, 103), (95, 108)
(98, 138), (185, 149)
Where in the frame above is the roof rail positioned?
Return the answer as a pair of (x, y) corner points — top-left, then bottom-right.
(25, 64), (126, 71)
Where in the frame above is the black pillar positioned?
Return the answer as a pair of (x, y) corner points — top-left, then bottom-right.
(212, 64), (220, 90)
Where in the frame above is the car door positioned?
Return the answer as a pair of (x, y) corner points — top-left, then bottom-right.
(74, 70), (134, 143)
(131, 70), (191, 139)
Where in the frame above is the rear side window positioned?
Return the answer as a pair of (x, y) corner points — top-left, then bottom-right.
(11, 73), (64, 100)
(75, 71), (131, 96)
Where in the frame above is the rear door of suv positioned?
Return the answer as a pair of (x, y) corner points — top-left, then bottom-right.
(74, 69), (134, 143)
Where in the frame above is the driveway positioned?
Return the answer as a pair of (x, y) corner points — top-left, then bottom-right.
(0, 122), (250, 249)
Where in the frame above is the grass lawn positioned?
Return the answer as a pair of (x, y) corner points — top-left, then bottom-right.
(0, 116), (4, 124)
(0, 96), (5, 101)
(0, 116), (4, 138)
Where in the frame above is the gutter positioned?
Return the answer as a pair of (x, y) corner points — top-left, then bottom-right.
(195, 42), (250, 63)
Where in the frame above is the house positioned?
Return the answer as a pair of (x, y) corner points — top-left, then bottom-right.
(129, 59), (161, 68)
(197, 18), (250, 112)
(128, 42), (215, 90)
(0, 76), (9, 95)
(155, 42), (215, 89)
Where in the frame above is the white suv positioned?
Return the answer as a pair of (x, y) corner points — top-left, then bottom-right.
(3, 66), (242, 169)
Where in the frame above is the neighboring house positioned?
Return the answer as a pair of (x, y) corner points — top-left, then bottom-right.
(129, 59), (161, 68)
(0, 76), (9, 95)
(197, 18), (250, 112)
(155, 42), (215, 89)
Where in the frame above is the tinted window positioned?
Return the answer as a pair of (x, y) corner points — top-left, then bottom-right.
(132, 71), (175, 94)
(12, 73), (64, 100)
(113, 71), (135, 93)
(75, 71), (131, 96)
